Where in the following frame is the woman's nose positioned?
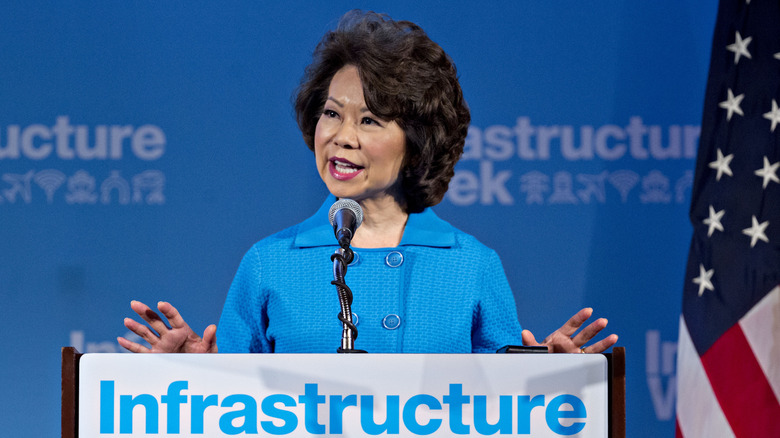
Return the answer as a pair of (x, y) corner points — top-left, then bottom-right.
(334, 121), (358, 149)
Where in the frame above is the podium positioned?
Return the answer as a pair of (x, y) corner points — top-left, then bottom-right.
(62, 346), (625, 437)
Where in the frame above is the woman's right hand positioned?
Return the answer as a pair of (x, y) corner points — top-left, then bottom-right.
(118, 300), (218, 353)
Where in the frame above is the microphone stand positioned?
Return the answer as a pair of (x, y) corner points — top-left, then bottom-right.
(331, 246), (366, 353)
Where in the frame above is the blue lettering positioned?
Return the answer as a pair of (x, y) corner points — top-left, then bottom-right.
(474, 395), (512, 434)
(120, 393), (158, 434)
(219, 394), (258, 435)
(96, 380), (591, 436)
(99, 380), (114, 433)
(517, 394), (545, 434)
(545, 394), (586, 435)
(261, 394), (298, 435)
(298, 383), (326, 434)
(192, 394), (218, 434)
(161, 381), (188, 434)
(402, 394), (442, 435)
(329, 394), (357, 434)
(442, 383), (470, 434)
(360, 395), (400, 435)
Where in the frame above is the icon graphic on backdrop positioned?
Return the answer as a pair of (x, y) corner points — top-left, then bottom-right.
(607, 170), (640, 203)
(640, 171), (672, 204)
(548, 172), (579, 204)
(132, 170), (165, 204)
(101, 171), (131, 205)
(33, 169), (67, 203)
(2, 170), (34, 203)
(674, 170), (693, 204)
(576, 171), (608, 204)
(66, 170), (98, 204)
(519, 171), (549, 204)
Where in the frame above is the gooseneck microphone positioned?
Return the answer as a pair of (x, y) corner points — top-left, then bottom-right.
(328, 198), (366, 353)
(329, 198), (364, 249)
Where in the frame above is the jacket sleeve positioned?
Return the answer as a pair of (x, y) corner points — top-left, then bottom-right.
(216, 245), (273, 353)
(471, 249), (524, 353)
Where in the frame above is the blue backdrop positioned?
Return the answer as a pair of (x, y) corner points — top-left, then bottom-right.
(0, 1), (716, 436)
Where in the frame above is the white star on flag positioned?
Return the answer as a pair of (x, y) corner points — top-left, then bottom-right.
(763, 99), (780, 132)
(754, 156), (780, 189)
(718, 88), (745, 121)
(708, 148), (734, 181)
(726, 31), (752, 64)
(742, 215), (770, 248)
(692, 264), (715, 297)
(703, 205), (725, 237)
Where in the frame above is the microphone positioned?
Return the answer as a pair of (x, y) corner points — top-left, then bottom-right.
(328, 198), (366, 353)
(328, 199), (363, 248)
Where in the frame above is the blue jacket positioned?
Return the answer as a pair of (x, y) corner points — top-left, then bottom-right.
(217, 196), (523, 353)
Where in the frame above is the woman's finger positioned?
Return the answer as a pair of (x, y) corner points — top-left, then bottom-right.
(157, 301), (190, 331)
(202, 324), (219, 353)
(130, 300), (171, 334)
(117, 336), (151, 353)
(581, 334), (619, 353)
(556, 307), (593, 337)
(123, 318), (160, 346)
(521, 329), (540, 346)
(571, 317), (609, 346)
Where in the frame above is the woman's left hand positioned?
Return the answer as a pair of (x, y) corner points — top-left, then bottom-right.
(521, 307), (618, 353)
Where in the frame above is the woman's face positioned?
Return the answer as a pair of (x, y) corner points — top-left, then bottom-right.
(314, 65), (406, 205)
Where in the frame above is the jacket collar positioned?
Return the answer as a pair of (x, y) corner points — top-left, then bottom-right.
(293, 195), (456, 248)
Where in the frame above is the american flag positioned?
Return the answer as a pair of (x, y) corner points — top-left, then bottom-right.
(676, 1), (780, 437)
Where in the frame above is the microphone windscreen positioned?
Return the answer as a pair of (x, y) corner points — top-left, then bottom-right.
(329, 198), (364, 229)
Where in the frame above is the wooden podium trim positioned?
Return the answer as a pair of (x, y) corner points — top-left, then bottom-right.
(606, 346), (626, 438)
(61, 347), (82, 438)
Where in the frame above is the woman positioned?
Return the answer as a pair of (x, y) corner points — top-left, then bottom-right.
(119, 10), (617, 355)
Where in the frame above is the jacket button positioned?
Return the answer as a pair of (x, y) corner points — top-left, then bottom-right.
(385, 251), (404, 267)
(382, 314), (401, 330)
(348, 251), (360, 267)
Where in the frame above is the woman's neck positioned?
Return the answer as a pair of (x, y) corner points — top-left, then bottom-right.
(350, 197), (409, 249)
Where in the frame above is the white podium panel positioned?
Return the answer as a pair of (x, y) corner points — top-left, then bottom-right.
(79, 353), (608, 437)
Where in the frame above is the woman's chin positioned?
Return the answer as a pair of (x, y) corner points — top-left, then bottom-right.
(323, 179), (361, 200)
(325, 187), (362, 202)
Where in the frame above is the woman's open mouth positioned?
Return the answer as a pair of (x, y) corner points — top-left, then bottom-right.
(329, 157), (364, 180)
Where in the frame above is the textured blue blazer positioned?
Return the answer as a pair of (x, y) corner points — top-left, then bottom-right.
(217, 195), (523, 353)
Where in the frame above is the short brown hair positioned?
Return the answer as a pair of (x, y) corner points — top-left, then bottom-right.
(294, 10), (470, 213)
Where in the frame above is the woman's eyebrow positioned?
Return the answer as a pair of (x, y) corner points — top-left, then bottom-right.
(326, 96), (370, 113)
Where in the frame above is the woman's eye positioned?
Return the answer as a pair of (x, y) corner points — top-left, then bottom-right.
(322, 109), (339, 118)
(362, 117), (380, 126)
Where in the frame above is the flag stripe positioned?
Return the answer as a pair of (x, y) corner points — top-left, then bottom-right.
(676, 317), (735, 438)
(701, 316), (780, 437)
(739, 285), (780, 403)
